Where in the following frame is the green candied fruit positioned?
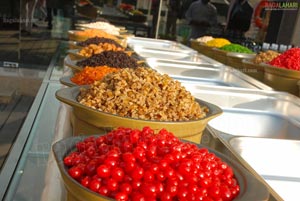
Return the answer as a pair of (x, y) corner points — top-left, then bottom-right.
(219, 43), (254, 54)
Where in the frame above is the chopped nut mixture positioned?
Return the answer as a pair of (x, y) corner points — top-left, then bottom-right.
(78, 67), (208, 121)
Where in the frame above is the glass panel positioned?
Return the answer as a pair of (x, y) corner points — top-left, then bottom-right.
(3, 82), (62, 201)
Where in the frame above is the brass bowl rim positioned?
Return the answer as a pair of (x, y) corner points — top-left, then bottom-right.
(52, 135), (270, 201)
(262, 63), (300, 79)
(226, 52), (256, 59)
(55, 85), (223, 124)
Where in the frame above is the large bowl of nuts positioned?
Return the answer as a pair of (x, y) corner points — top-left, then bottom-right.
(55, 67), (222, 143)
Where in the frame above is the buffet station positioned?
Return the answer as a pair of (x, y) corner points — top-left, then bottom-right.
(1, 20), (300, 201)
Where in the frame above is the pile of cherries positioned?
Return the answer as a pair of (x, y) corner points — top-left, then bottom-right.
(64, 127), (240, 201)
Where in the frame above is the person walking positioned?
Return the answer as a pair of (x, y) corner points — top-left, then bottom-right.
(165, 0), (182, 39)
(185, 0), (218, 42)
(46, 0), (59, 29)
(20, 0), (38, 35)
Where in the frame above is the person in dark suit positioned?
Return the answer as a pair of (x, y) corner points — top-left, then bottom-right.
(185, 0), (218, 40)
(165, 0), (182, 38)
(225, 0), (253, 41)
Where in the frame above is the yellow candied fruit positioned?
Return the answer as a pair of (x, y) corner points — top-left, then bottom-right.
(206, 38), (231, 48)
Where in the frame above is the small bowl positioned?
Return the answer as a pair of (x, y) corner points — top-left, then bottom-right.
(55, 86), (222, 143)
(52, 135), (270, 201)
(262, 63), (300, 96)
(242, 59), (265, 82)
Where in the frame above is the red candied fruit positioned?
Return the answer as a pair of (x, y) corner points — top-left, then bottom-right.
(63, 127), (240, 201)
(268, 47), (300, 71)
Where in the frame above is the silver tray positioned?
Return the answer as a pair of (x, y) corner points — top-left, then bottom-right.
(127, 37), (194, 52)
(229, 137), (300, 201)
(134, 46), (223, 65)
(147, 59), (272, 90)
(190, 86), (300, 200)
(181, 84), (300, 140)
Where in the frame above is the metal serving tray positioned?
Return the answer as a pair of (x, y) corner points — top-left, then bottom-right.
(127, 37), (194, 52)
(190, 85), (300, 201)
(229, 137), (300, 201)
(133, 46), (220, 63)
(147, 59), (272, 90)
(181, 84), (300, 140)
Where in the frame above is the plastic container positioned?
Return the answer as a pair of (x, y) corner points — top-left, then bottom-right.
(242, 59), (265, 82)
(263, 64), (300, 96)
(52, 135), (270, 201)
(55, 86), (222, 143)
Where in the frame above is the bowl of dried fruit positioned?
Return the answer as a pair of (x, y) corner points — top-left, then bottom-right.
(52, 127), (270, 201)
(56, 67), (222, 143)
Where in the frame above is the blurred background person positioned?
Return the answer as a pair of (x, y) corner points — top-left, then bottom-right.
(20, 0), (38, 35)
(185, 0), (217, 42)
(151, 0), (161, 38)
(165, 0), (182, 39)
(225, 0), (253, 41)
(46, 0), (59, 29)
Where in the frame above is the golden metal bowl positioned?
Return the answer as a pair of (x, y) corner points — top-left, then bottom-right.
(190, 40), (215, 58)
(226, 52), (256, 69)
(67, 49), (135, 61)
(55, 86), (222, 143)
(263, 63), (300, 96)
(242, 59), (265, 82)
(59, 76), (77, 87)
(68, 30), (129, 48)
(64, 54), (146, 73)
(52, 135), (270, 201)
(212, 48), (228, 65)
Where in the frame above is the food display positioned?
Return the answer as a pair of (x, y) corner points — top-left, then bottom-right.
(74, 29), (120, 39)
(77, 51), (139, 68)
(205, 38), (231, 48)
(78, 67), (208, 121)
(219, 43), (254, 54)
(77, 36), (123, 47)
(195, 36), (214, 43)
(62, 127), (240, 201)
(78, 44), (125, 57)
(70, 66), (120, 85)
(78, 21), (121, 35)
(268, 48), (300, 71)
(119, 3), (134, 11)
(252, 50), (280, 64)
